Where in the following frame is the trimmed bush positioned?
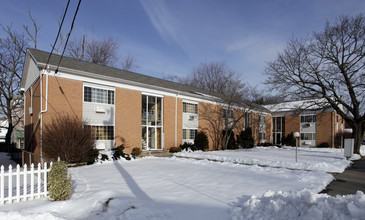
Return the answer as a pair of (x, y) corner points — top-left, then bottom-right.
(43, 115), (95, 163)
(237, 128), (254, 148)
(169, 146), (181, 153)
(48, 161), (72, 201)
(131, 147), (141, 158)
(180, 142), (197, 151)
(317, 142), (330, 148)
(194, 131), (209, 151)
(282, 132), (296, 147)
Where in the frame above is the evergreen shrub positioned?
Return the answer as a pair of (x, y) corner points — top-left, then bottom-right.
(179, 142), (197, 151)
(169, 146), (181, 153)
(237, 128), (254, 148)
(113, 145), (131, 160)
(131, 147), (142, 158)
(194, 131), (209, 151)
(282, 132), (296, 146)
(317, 142), (330, 148)
(48, 161), (72, 201)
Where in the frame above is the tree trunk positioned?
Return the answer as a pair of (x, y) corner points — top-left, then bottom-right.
(5, 121), (13, 144)
(352, 122), (364, 154)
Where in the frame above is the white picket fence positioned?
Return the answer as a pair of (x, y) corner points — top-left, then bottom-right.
(0, 162), (52, 205)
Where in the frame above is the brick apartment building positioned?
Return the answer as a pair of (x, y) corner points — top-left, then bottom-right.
(264, 100), (345, 148)
(21, 49), (271, 157)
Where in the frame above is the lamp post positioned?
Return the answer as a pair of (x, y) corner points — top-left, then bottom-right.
(294, 132), (300, 162)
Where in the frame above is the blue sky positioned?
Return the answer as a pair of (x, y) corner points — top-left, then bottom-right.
(1, 0), (364, 89)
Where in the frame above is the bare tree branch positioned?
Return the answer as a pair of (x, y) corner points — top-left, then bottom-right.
(265, 14), (365, 153)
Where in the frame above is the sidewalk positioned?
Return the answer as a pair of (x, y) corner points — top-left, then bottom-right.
(320, 157), (365, 196)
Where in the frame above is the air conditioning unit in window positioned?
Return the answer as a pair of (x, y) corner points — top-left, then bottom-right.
(189, 115), (195, 120)
(95, 106), (106, 113)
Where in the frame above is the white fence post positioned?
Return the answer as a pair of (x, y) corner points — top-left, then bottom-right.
(16, 165), (20, 202)
(23, 164), (28, 202)
(8, 165), (12, 204)
(44, 162), (48, 196)
(1, 166), (4, 205)
(30, 164), (34, 200)
(37, 163), (41, 198)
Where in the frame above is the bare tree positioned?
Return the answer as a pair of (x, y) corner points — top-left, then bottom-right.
(66, 36), (119, 66)
(121, 53), (139, 71)
(265, 14), (365, 153)
(0, 25), (34, 143)
(185, 61), (250, 150)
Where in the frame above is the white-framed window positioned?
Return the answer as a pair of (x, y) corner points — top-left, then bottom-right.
(84, 86), (114, 105)
(223, 108), (234, 118)
(183, 102), (198, 114)
(142, 95), (163, 150)
(183, 129), (198, 140)
(259, 115), (266, 124)
(87, 125), (114, 140)
(300, 115), (316, 123)
(300, 133), (316, 140)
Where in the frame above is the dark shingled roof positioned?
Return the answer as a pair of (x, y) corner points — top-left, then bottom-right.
(27, 48), (269, 112)
(27, 49), (219, 98)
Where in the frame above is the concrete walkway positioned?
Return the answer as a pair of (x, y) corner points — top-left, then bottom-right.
(321, 157), (365, 196)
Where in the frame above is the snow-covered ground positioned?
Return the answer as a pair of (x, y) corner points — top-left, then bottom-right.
(0, 146), (364, 220)
(175, 146), (362, 173)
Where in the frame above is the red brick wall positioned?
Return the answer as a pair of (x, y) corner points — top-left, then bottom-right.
(199, 102), (223, 150)
(317, 112), (333, 147)
(163, 96), (183, 151)
(115, 88), (141, 154)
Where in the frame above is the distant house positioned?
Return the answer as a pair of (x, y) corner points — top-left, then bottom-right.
(0, 97), (24, 148)
(21, 49), (271, 159)
(0, 120), (7, 142)
(264, 99), (345, 148)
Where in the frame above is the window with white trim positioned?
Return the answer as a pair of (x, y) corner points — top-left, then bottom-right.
(300, 133), (316, 140)
(84, 86), (114, 104)
(183, 129), (198, 140)
(300, 115), (316, 123)
(87, 125), (114, 140)
(183, 102), (198, 114)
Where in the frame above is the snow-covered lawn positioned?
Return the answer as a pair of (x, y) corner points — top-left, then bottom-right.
(0, 146), (364, 219)
(175, 146), (361, 173)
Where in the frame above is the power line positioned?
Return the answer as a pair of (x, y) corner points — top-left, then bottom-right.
(45, 0), (71, 67)
(55, 0), (82, 73)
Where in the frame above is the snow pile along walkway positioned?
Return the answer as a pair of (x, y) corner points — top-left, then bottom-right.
(175, 146), (353, 173)
(231, 190), (365, 220)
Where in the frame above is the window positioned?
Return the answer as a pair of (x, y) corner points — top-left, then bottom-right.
(300, 133), (316, 140)
(259, 115), (266, 124)
(244, 112), (252, 128)
(183, 102), (198, 114)
(223, 108), (234, 118)
(273, 116), (285, 145)
(84, 86), (114, 104)
(301, 115), (316, 123)
(87, 126), (114, 140)
(183, 129), (198, 140)
(142, 95), (163, 150)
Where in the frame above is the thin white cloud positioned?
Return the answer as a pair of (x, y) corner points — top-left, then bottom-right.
(139, 0), (179, 45)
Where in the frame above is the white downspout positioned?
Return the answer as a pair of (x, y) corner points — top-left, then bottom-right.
(39, 68), (49, 164)
(332, 112), (335, 148)
(175, 92), (179, 147)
